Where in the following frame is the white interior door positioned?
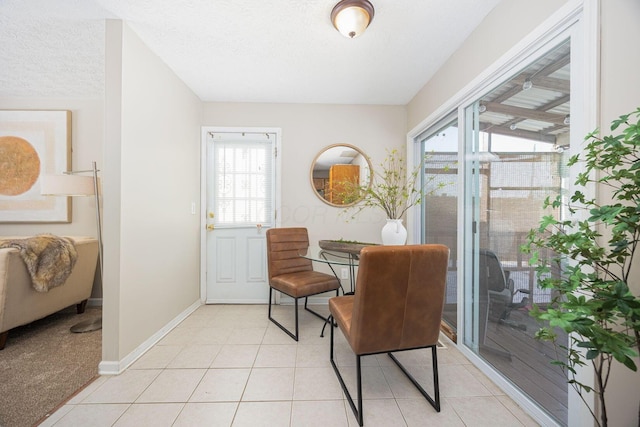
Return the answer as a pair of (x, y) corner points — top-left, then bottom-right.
(204, 128), (279, 303)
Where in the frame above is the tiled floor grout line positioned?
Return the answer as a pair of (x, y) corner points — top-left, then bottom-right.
(42, 305), (539, 426)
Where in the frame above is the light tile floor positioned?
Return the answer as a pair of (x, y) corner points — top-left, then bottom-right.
(41, 304), (540, 426)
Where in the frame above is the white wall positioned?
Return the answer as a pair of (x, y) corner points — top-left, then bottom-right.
(0, 97), (104, 297)
(103, 21), (203, 363)
(598, 1), (640, 425)
(407, 0), (569, 130)
(202, 103), (407, 245)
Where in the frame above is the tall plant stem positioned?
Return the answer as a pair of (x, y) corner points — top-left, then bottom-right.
(594, 355), (608, 427)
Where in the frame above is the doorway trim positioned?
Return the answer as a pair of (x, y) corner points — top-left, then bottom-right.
(199, 126), (282, 304)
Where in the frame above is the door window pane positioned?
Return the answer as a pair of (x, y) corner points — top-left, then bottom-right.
(211, 134), (274, 227)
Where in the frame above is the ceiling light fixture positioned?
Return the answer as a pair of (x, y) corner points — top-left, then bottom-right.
(509, 123), (517, 130)
(563, 114), (571, 125)
(522, 78), (533, 90)
(331, 0), (375, 39)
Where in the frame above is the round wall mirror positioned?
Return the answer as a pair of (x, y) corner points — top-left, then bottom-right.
(310, 144), (372, 207)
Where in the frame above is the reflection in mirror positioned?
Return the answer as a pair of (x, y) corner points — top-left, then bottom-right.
(310, 144), (371, 206)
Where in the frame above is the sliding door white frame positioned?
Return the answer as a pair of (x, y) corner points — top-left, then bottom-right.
(407, 1), (599, 425)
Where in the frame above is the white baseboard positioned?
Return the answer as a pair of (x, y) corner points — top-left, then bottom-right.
(206, 299), (267, 304)
(98, 300), (202, 375)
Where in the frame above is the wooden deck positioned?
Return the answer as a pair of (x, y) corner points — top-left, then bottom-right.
(481, 307), (568, 425)
(439, 258), (569, 424)
(442, 302), (568, 424)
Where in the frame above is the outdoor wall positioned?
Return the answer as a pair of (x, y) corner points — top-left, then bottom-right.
(103, 21), (203, 364)
(202, 103), (407, 246)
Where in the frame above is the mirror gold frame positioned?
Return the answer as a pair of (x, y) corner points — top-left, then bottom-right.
(310, 143), (372, 207)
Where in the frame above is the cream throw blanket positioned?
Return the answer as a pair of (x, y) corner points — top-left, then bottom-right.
(0, 234), (77, 292)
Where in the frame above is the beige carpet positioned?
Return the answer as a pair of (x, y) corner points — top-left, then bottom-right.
(0, 306), (101, 427)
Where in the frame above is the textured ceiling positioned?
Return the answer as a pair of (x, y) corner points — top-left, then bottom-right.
(0, 0), (501, 104)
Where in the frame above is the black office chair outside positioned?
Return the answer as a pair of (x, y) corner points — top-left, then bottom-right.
(479, 249), (530, 328)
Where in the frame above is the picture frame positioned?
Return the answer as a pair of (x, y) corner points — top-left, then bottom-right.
(0, 110), (72, 223)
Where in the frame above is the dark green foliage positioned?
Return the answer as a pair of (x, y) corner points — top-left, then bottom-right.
(522, 108), (640, 427)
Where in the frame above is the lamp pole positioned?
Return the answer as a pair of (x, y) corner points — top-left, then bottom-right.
(69, 161), (103, 333)
(91, 161), (103, 281)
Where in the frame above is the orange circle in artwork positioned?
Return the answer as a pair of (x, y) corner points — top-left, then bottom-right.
(0, 136), (42, 196)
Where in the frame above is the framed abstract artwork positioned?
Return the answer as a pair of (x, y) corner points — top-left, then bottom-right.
(0, 110), (72, 223)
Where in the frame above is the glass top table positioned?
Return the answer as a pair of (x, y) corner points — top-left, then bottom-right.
(298, 246), (361, 294)
(298, 246), (359, 266)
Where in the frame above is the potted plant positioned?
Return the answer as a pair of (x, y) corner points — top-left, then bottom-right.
(339, 148), (448, 244)
(522, 108), (640, 427)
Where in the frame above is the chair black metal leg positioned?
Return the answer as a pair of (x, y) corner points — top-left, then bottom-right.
(267, 288), (300, 341)
(329, 315), (335, 358)
(330, 331), (441, 425)
(432, 346), (440, 410)
(356, 355), (363, 426)
(330, 321), (364, 426)
(388, 346), (441, 412)
(304, 297), (330, 322)
(295, 297), (299, 339)
(269, 289), (339, 341)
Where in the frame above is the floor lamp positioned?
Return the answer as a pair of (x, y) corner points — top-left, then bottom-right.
(41, 161), (103, 333)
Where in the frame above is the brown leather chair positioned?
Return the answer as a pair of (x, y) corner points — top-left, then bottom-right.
(329, 244), (449, 426)
(266, 227), (340, 341)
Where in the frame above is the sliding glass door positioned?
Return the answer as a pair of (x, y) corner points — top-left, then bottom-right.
(419, 113), (459, 341)
(418, 38), (573, 425)
(463, 40), (571, 424)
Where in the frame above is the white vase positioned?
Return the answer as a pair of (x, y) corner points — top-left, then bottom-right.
(381, 219), (407, 245)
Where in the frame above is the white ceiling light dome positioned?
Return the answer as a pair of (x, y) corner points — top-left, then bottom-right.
(331, 0), (375, 39)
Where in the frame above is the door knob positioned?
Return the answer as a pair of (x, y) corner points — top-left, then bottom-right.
(207, 224), (215, 231)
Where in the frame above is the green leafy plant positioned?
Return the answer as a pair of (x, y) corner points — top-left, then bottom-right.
(339, 148), (449, 220)
(522, 108), (640, 427)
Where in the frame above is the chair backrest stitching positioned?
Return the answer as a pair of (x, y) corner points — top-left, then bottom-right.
(349, 245), (448, 354)
(267, 228), (313, 279)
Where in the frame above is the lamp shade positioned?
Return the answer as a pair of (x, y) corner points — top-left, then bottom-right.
(40, 174), (95, 196)
(331, 0), (374, 38)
